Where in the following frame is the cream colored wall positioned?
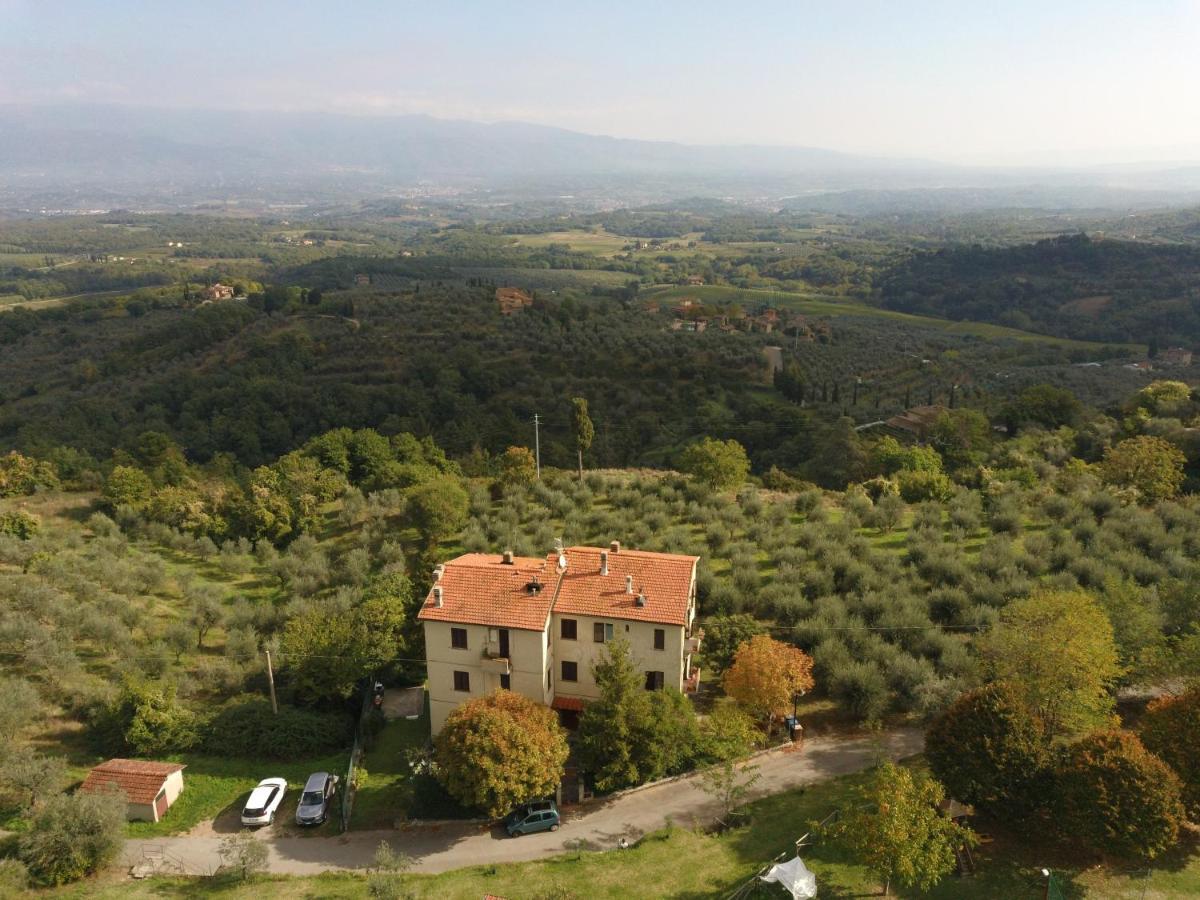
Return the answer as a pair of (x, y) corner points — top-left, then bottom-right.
(164, 770), (184, 806)
(425, 619), (549, 734)
(127, 801), (157, 823)
(551, 613), (686, 701)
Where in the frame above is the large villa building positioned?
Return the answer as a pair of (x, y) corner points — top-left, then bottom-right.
(418, 542), (702, 733)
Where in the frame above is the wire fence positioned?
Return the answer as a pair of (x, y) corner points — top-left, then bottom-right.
(339, 675), (377, 833)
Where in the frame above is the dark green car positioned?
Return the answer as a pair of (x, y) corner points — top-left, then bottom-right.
(505, 800), (560, 837)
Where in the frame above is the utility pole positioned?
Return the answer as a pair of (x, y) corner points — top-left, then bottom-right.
(265, 650), (279, 715)
(533, 413), (542, 480)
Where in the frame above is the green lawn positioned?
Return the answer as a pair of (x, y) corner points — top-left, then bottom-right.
(349, 710), (430, 829)
(49, 760), (1200, 898)
(350, 694), (474, 828)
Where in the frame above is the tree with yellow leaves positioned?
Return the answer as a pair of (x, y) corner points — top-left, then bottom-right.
(721, 635), (814, 724)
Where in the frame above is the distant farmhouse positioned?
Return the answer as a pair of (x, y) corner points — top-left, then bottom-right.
(202, 283), (234, 301)
(418, 543), (701, 734)
(1158, 347), (1193, 368)
(496, 286), (534, 315)
(885, 404), (947, 440)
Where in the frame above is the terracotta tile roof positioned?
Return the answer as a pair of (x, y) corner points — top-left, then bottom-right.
(551, 696), (586, 712)
(551, 546), (697, 627)
(79, 759), (184, 805)
(417, 553), (554, 631)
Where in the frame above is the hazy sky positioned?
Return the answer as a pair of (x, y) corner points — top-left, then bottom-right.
(3, 0), (1199, 165)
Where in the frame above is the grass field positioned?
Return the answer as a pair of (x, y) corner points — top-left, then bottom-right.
(509, 229), (632, 257)
(645, 285), (1145, 354)
(49, 759), (1200, 898)
(452, 266), (633, 291)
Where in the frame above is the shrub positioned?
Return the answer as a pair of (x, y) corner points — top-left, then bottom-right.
(202, 697), (349, 759)
(18, 790), (125, 885)
(1138, 688), (1200, 819)
(89, 678), (200, 756)
(0, 510), (40, 540)
(0, 859), (29, 895)
(698, 701), (762, 762)
(828, 659), (889, 721)
(925, 684), (1051, 818)
(1056, 730), (1185, 860)
(897, 470), (954, 503)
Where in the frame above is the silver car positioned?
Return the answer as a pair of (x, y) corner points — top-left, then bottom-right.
(295, 772), (339, 826)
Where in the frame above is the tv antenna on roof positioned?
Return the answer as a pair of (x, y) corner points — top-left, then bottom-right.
(554, 537), (567, 571)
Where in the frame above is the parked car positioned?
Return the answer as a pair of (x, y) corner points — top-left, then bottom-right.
(295, 772), (339, 826)
(241, 777), (287, 827)
(505, 799), (560, 837)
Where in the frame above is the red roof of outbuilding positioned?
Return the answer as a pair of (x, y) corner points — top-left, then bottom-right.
(79, 759), (184, 805)
(551, 696), (586, 712)
(417, 553), (554, 631)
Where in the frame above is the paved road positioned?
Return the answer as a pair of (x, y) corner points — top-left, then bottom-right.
(123, 728), (923, 877)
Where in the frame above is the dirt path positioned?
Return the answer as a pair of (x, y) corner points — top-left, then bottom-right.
(121, 728), (922, 877)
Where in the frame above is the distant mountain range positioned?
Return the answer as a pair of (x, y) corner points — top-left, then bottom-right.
(2, 104), (1200, 210)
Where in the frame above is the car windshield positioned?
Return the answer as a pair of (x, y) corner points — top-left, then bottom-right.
(301, 791), (324, 805)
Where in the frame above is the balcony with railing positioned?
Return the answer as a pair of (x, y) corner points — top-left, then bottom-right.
(686, 627), (704, 655)
(481, 644), (511, 674)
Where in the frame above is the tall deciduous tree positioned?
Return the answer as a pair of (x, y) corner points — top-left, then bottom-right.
(978, 590), (1122, 739)
(576, 639), (700, 790)
(1100, 435), (1186, 502)
(1057, 730), (1185, 860)
(702, 615), (766, 674)
(721, 635), (814, 724)
(405, 476), (468, 548)
(1138, 687), (1200, 820)
(824, 762), (975, 896)
(497, 446), (537, 487)
(570, 397), (594, 482)
(677, 438), (750, 490)
(925, 683), (1050, 818)
(281, 580), (413, 702)
(434, 691), (568, 818)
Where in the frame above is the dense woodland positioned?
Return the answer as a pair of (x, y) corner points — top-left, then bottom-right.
(881, 234), (1200, 344)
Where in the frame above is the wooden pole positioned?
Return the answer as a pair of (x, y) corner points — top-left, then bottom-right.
(265, 650), (279, 715)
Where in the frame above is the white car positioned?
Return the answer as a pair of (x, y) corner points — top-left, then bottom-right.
(241, 777), (287, 827)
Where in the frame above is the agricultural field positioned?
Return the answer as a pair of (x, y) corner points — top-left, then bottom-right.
(508, 229), (634, 256)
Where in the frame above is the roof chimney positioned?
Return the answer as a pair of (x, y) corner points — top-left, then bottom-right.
(635, 589), (647, 608)
(433, 565), (445, 582)
(432, 586), (443, 607)
(502, 550), (514, 565)
(610, 540), (620, 554)
(600, 550), (609, 576)
(625, 575), (634, 594)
